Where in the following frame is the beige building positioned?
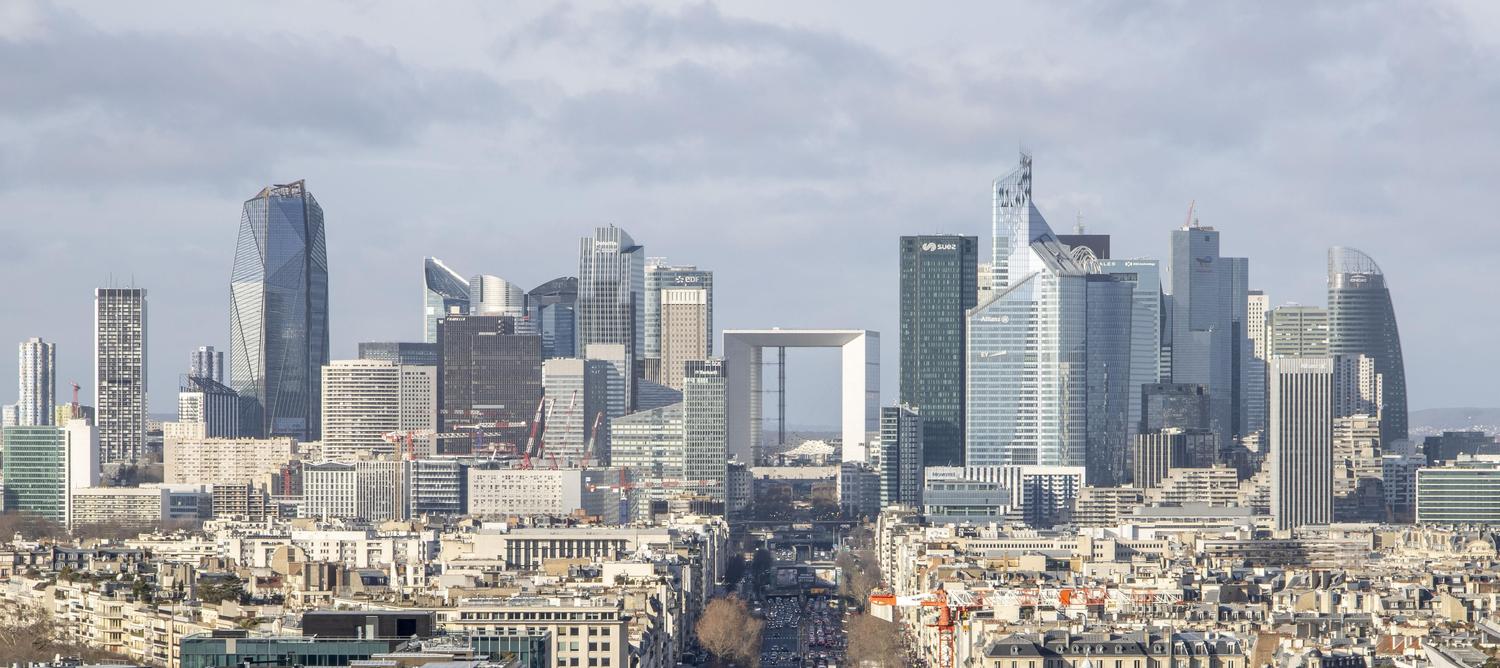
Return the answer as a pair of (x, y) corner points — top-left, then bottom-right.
(321, 360), (436, 460)
(164, 433), (295, 485)
(658, 288), (709, 390)
(466, 467), (622, 523)
(69, 486), (167, 530)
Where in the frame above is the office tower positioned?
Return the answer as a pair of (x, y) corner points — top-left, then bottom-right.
(230, 181), (330, 441)
(178, 377), (241, 437)
(189, 345), (225, 383)
(586, 343), (629, 419)
(1328, 247), (1408, 444)
(1333, 353), (1383, 420)
(1056, 232), (1110, 259)
(321, 360), (437, 460)
(968, 154), (1087, 468)
(1423, 431), (1499, 466)
(1245, 290), (1270, 437)
(471, 275), (528, 319)
(1164, 220), (1244, 450)
(1084, 273), (1134, 486)
(899, 235), (979, 468)
(1267, 305), (1330, 358)
(405, 459), (466, 517)
(358, 341), (441, 367)
(1414, 458), (1500, 525)
(1269, 356), (1334, 530)
(577, 225), (645, 410)
(1140, 383), (1209, 433)
(1, 405), (15, 428)
(540, 358), (610, 463)
(1247, 291), (1270, 359)
(644, 259), (714, 384)
(878, 404), (923, 507)
(437, 315), (542, 454)
(682, 360), (728, 503)
(608, 403), (685, 519)
(530, 277), (579, 359)
(423, 257), (470, 344)
(1097, 259), (1164, 440)
(658, 288), (711, 390)
(1133, 427), (1217, 488)
(95, 287), (147, 463)
(1, 420), (98, 526)
(1225, 256), (1258, 442)
(17, 337), (55, 426)
(976, 262), (994, 304)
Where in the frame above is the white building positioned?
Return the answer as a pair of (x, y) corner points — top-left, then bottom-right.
(1269, 356), (1334, 531)
(17, 337), (55, 426)
(163, 427), (296, 485)
(69, 486), (168, 530)
(320, 360), (436, 460)
(466, 467), (623, 522)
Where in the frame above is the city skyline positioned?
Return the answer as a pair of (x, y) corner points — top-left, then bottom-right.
(1, 2), (1492, 427)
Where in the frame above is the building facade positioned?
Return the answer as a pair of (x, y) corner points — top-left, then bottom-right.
(423, 257), (469, 345)
(577, 226), (645, 411)
(1267, 305), (1330, 358)
(95, 287), (147, 463)
(1269, 356), (1334, 530)
(644, 259), (713, 386)
(878, 404), (924, 507)
(321, 360), (436, 460)
(437, 316), (542, 454)
(1, 421), (97, 526)
(177, 377), (241, 438)
(899, 235), (978, 468)
(230, 181), (330, 441)
(188, 345), (224, 384)
(1328, 247), (1408, 445)
(530, 276), (579, 360)
(541, 358), (610, 463)
(17, 337), (55, 426)
(682, 360), (728, 504)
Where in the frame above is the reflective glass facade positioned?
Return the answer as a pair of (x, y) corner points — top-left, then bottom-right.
(577, 226), (644, 409)
(230, 181), (329, 441)
(1165, 225), (1239, 451)
(1, 426), (67, 524)
(437, 316), (542, 454)
(1328, 247), (1408, 444)
(530, 276), (579, 359)
(1084, 274), (1134, 486)
(1096, 259), (1163, 448)
(1416, 462), (1500, 525)
(423, 257), (470, 344)
(899, 235), (978, 468)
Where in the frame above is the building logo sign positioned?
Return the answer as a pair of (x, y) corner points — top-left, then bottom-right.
(921, 242), (958, 252)
(673, 276), (702, 285)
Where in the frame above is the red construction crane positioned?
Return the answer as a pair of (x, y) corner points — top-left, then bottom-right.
(580, 412), (605, 468)
(519, 397), (549, 470)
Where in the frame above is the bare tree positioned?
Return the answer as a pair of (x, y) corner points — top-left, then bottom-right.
(0, 511), (65, 541)
(837, 550), (882, 612)
(0, 599), (130, 663)
(696, 596), (763, 667)
(846, 613), (903, 668)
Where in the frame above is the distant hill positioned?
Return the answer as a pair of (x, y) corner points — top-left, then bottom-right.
(1411, 407), (1500, 436)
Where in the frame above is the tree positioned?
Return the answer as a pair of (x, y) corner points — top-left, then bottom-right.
(696, 596), (763, 667)
(836, 550), (882, 612)
(846, 613), (902, 668)
(199, 575), (247, 604)
(0, 599), (132, 663)
(0, 512), (65, 541)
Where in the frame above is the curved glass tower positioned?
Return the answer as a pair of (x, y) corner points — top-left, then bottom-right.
(230, 180), (329, 441)
(1328, 247), (1407, 444)
(423, 258), (469, 344)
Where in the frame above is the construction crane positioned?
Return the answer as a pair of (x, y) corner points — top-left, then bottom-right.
(519, 397), (549, 470)
(1185, 199), (1197, 228)
(580, 412), (605, 468)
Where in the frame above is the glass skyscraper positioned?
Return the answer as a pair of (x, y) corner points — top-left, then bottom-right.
(437, 315), (542, 454)
(967, 154), (1087, 468)
(1328, 247), (1407, 444)
(230, 180), (329, 441)
(423, 257), (470, 345)
(530, 277), (578, 359)
(899, 235), (977, 468)
(1096, 259), (1164, 446)
(1084, 273), (1134, 486)
(1164, 223), (1244, 451)
(577, 226), (645, 409)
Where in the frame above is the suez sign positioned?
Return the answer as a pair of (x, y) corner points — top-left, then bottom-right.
(920, 242), (960, 252)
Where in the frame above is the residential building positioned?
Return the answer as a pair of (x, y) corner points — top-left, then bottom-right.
(1269, 356), (1334, 530)
(1328, 246), (1408, 444)
(423, 257), (469, 345)
(177, 376), (240, 438)
(69, 486), (168, 531)
(95, 287), (147, 462)
(230, 180), (330, 441)
(17, 337), (55, 426)
(163, 431), (296, 485)
(899, 234), (978, 468)
(188, 345), (224, 383)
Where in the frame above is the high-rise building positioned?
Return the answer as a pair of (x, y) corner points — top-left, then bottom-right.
(1, 420), (98, 526)
(1333, 353), (1383, 421)
(577, 226), (645, 410)
(1056, 232), (1110, 260)
(1133, 427), (1217, 488)
(644, 259), (713, 384)
(423, 257), (470, 345)
(17, 337), (55, 426)
(682, 360), (728, 504)
(178, 376), (241, 438)
(1097, 259), (1164, 442)
(1245, 290), (1271, 436)
(358, 342), (441, 367)
(231, 181), (329, 442)
(1328, 247), (1407, 445)
(607, 403), (684, 518)
(1332, 413), (1385, 522)
(1164, 220), (1244, 450)
(1269, 356), (1334, 531)
(1140, 383), (1209, 433)
(1247, 291), (1270, 360)
(967, 154), (1087, 469)
(321, 360), (437, 460)
(437, 316), (542, 454)
(878, 404), (924, 507)
(976, 263), (994, 305)
(1267, 305), (1330, 358)
(540, 358), (610, 463)
(95, 287), (147, 463)
(1, 405), (16, 428)
(1084, 273), (1135, 486)
(899, 235), (978, 468)
(658, 288), (711, 391)
(189, 345), (225, 383)
(470, 275), (529, 320)
(586, 343), (630, 419)
(530, 277), (579, 359)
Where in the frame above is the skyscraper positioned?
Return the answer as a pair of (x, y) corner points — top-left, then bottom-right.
(577, 226), (645, 410)
(17, 337), (55, 426)
(878, 404), (923, 507)
(95, 287), (147, 463)
(470, 275), (528, 320)
(1247, 290), (1270, 359)
(1084, 273), (1135, 486)
(423, 257), (470, 345)
(1328, 247), (1407, 445)
(540, 358), (610, 463)
(178, 376), (241, 438)
(967, 154), (1087, 468)
(189, 345), (225, 383)
(230, 180), (329, 441)
(682, 360), (728, 504)
(643, 259), (713, 383)
(1269, 356), (1334, 531)
(658, 288), (711, 390)
(1164, 221), (1243, 451)
(1267, 305), (1330, 358)
(437, 315), (542, 454)
(1097, 259), (1164, 442)
(321, 360), (437, 460)
(1, 420), (97, 526)
(899, 235), (978, 468)
(530, 277), (579, 359)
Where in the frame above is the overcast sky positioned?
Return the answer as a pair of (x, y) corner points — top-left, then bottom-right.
(2, 0), (1497, 423)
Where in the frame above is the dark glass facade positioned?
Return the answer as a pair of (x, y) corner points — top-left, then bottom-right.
(899, 235), (978, 468)
(1328, 247), (1408, 445)
(530, 276), (579, 359)
(229, 181), (329, 441)
(1085, 274), (1134, 487)
(438, 316), (542, 455)
(358, 341), (441, 367)
(1140, 383), (1209, 433)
